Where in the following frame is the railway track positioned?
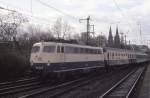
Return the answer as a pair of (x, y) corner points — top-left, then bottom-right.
(0, 77), (41, 96)
(99, 66), (145, 98)
(0, 70), (106, 98)
(0, 77), (38, 88)
(0, 66), (145, 98)
(18, 67), (132, 98)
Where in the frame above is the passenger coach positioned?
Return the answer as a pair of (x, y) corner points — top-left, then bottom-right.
(103, 47), (136, 66)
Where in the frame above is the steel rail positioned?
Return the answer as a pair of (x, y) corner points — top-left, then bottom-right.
(0, 77), (38, 86)
(19, 76), (95, 98)
(99, 68), (136, 98)
(19, 68), (131, 98)
(125, 67), (145, 98)
(0, 82), (41, 96)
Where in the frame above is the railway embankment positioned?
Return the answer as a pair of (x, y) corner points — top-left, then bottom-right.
(138, 64), (150, 98)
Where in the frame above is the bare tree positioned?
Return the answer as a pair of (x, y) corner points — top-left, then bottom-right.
(52, 18), (62, 39)
(0, 11), (28, 41)
(62, 21), (71, 39)
(52, 18), (73, 40)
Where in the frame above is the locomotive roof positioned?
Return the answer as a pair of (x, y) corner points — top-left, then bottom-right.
(34, 42), (103, 49)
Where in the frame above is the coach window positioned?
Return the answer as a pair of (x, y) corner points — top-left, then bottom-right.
(87, 48), (89, 54)
(109, 52), (111, 57)
(91, 49), (94, 54)
(88, 49), (90, 54)
(85, 48), (88, 53)
(87, 49), (89, 54)
(77, 48), (80, 53)
(74, 47), (78, 53)
(96, 50), (98, 54)
(112, 52), (114, 56)
(93, 49), (95, 54)
(112, 52), (114, 59)
(73, 47), (76, 53)
(80, 48), (82, 53)
(97, 50), (99, 54)
(81, 48), (84, 53)
(84, 48), (86, 53)
(107, 53), (109, 59)
(89, 49), (91, 54)
(98, 50), (101, 54)
(89, 49), (92, 54)
(130, 54), (131, 58)
(82, 48), (84, 54)
(65, 46), (72, 53)
(95, 49), (97, 54)
(43, 46), (55, 53)
(92, 49), (95, 54)
(98, 50), (100, 54)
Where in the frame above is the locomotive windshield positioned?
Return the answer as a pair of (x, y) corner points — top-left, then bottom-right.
(31, 46), (40, 53)
(43, 46), (55, 53)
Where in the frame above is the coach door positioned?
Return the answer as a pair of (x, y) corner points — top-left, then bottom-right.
(59, 45), (65, 63)
(103, 48), (109, 68)
(57, 45), (65, 63)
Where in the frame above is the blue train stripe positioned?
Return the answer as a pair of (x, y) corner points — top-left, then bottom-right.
(32, 60), (104, 73)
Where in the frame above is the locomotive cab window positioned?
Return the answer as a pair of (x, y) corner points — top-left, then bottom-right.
(31, 46), (40, 53)
(43, 46), (55, 53)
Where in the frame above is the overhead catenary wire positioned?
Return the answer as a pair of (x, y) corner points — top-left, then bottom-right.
(0, 5), (16, 12)
(112, 0), (135, 34)
(0, 2), (54, 26)
(36, 0), (78, 20)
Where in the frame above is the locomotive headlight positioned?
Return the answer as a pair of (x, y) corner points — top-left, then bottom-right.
(47, 63), (50, 66)
(30, 61), (33, 66)
(47, 60), (51, 66)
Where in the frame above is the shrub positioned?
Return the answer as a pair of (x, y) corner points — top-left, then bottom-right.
(0, 49), (30, 81)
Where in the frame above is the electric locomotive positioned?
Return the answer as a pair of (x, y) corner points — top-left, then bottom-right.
(30, 42), (104, 76)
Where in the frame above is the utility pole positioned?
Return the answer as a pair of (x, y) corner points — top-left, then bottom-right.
(79, 16), (91, 45)
(139, 23), (142, 44)
(137, 22), (142, 44)
(120, 32), (124, 49)
(90, 24), (95, 37)
(124, 35), (127, 45)
(120, 32), (124, 44)
(30, 0), (33, 14)
(129, 40), (130, 45)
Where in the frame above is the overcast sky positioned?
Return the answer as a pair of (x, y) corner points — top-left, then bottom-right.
(0, 0), (150, 45)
